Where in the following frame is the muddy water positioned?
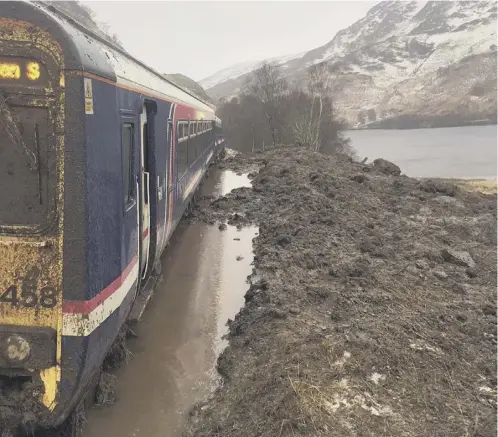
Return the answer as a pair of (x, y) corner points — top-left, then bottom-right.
(83, 169), (257, 437)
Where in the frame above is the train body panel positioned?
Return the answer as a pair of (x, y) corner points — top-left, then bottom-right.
(0, 0), (224, 430)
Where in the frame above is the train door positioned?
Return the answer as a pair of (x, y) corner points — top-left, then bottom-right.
(165, 119), (172, 230)
(140, 105), (150, 278)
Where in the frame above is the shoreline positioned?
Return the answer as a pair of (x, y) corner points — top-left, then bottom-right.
(349, 118), (497, 131)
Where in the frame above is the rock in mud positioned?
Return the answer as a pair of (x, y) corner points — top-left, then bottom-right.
(277, 235), (291, 246)
(466, 267), (478, 278)
(441, 248), (476, 268)
(421, 179), (459, 197)
(351, 174), (368, 183)
(372, 158), (401, 176)
(434, 195), (464, 207)
(482, 304), (496, 316)
(434, 270), (449, 280)
(266, 308), (287, 319)
(415, 259), (430, 270)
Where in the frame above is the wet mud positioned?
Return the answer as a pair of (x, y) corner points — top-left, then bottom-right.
(185, 147), (497, 437)
(81, 168), (257, 437)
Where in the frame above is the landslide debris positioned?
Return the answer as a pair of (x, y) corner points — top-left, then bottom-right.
(186, 147), (497, 437)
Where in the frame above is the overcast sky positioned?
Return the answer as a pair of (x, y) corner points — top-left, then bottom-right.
(82, 1), (376, 82)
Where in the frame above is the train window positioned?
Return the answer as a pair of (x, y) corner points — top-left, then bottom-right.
(189, 122), (195, 136)
(122, 123), (134, 206)
(179, 139), (189, 177)
(177, 121), (188, 177)
(178, 121), (189, 142)
(0, 103), (56, 230)
(187, 135), (195, 166)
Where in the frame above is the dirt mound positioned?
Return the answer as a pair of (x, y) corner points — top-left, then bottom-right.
(185, 147), (497, 437)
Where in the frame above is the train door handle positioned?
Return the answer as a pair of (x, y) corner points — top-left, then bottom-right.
(157, 175), (163, 201)
(144, 171), (150, 205)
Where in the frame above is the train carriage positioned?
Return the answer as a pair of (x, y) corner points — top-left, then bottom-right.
(0, 1), (224, 432)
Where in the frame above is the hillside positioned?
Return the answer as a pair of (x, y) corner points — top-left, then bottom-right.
(43, 1), (124, 48)
(163, 74), (215, 106)
(201, 1), (497, 129)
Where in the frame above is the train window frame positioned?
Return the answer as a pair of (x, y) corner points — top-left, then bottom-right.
(178, 120), (188, 143)
(121, 122), (135, 209)
(176, 120), (189, 178)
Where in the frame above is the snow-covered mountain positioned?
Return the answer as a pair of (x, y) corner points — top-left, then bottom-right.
(201, 1), (497, 128)
(200, 51), (306, 90)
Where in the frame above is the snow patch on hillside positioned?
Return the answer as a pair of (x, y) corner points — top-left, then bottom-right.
(200, 50), (306, 89)
(203, 0), (497, 128)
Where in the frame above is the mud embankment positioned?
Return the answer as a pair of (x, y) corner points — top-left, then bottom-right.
(185, 147), (497, 437)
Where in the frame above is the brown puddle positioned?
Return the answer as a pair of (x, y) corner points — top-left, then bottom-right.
(82, 169), (257, 437)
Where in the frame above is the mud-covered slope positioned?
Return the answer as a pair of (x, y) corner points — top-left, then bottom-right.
(185, 148), (497, 437)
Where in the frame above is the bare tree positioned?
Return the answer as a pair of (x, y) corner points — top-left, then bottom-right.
(218, 61), (350, 156)
(244, 62), (288, 146)
(293, 63), (331, 152)
(97, 20), (123, 47)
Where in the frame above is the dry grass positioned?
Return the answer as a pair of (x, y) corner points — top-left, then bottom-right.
(102, 325), (133, 370)
(95, 372), (118, 407)
(443, 178), (497, 195)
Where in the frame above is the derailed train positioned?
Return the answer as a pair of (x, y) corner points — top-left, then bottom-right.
(0, 1), (224, 432)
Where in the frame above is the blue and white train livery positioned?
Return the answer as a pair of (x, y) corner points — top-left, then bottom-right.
(0, 1), (224, 432)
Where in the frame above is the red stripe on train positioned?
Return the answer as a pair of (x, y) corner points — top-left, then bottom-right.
(62, 257), (138, 314)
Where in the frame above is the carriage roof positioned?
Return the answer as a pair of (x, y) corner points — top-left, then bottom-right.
(27, 1), (216, 114)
